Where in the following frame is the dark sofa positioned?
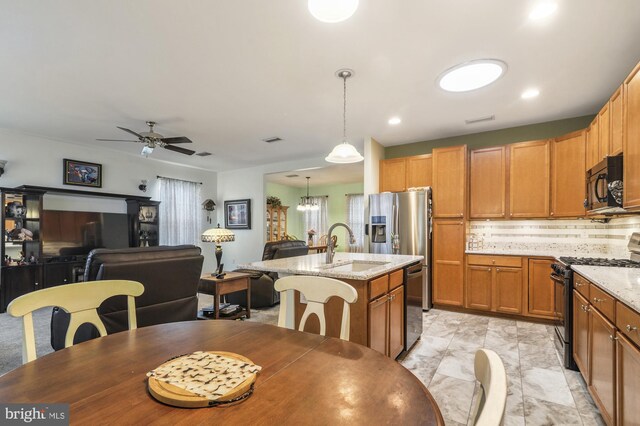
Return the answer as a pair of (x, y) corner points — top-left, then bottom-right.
(50, 245), (204, 350)
(228, 240), (309, 308)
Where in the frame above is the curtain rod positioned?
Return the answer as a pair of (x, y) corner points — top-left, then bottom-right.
(157, 175), (203, 185)
(345, 193), (364, 196)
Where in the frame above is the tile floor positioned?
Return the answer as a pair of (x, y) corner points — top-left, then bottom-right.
(400, 309), (604, 426)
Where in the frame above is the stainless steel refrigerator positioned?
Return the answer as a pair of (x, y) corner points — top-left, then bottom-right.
(368, 189), (432, 310)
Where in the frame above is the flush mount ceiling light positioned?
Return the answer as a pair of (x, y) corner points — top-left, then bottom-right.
(529, 2), (558, 20)
(521, 88), (540, 99)
(308, 0), (359, 23)
(438, 59), (507, 93)
(297, 177), (320, 212)
(388, 117), (402, 125)
(325, 69), (364, 164)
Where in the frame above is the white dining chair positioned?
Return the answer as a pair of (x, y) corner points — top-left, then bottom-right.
(471, 348), (508, 426)
(274, 276), (358, 341)
(7, 280), (144, 364)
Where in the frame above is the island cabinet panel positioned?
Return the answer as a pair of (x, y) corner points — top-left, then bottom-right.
(379, 158), (407, 192)
(432, 145), (467, 218)
(616, 333), (640, 426)
(527, 258), (555, 319)
(589, 307), (616, 426)
(551, 131), (586, 218)
(573, 290), (590, 383)
(609, 85), (624, 156)
(388, 285), (405, 359)
(469, 146), (507, 219)
(406, 154), (432, 189)
(432, 220), (465, 307)
(509, 140), (550, 218)
(624, 62), (640, 210)
(368, 295), (389, 356)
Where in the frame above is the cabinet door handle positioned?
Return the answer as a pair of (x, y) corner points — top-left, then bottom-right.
(609, 335), (618, 341)
(496, 268), (500, 272)
(626, 324), (638, 333)
(550, 212), (554, 216)
(487, 268), (491, 272)
(593, 297), (606, 303)
(575, 282), (585, 287)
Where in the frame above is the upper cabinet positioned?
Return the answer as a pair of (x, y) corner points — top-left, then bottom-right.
(551, 131), (586, 218)
(609, 85), (624, 156)
(624, 62), (640, 210)
(509, 140), (550, 218)
(586, 116), (600, 170)
(379, 154), (432, 193)
(469, 146), (507, 219)
(433, 145), (467, 218)
(598, 102), (611, 160)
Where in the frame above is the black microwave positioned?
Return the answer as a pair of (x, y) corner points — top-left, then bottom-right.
(585, 155), (624, 213)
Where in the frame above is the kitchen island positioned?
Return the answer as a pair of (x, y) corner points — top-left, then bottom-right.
(238, 252), (423, 358)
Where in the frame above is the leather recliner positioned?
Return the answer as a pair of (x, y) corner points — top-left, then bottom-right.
(229, 240), (309, 308)
(50, 245), (204, 350)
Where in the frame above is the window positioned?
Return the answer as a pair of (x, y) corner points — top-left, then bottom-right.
(346, 193), (365, 252)
(303, 196), (328, 240)
(158, 178), (202, 245)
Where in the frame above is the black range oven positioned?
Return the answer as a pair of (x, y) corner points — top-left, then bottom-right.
(551, 256), (640, 370)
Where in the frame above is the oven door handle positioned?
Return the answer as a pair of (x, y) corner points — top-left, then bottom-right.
(594, 173), (608, 202)
(550, 274), (565, 284)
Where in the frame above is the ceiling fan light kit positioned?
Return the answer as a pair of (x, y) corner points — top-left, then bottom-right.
(325, 69), (364, 164)
(97, 121), (196, 157)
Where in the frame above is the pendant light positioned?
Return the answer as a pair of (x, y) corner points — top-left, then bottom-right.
(325, 69), (364, 164)
(297, 177), (320, 212)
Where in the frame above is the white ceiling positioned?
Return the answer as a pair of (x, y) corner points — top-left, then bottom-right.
(2, 1), (640, 171)
(265, 163), (364, 187)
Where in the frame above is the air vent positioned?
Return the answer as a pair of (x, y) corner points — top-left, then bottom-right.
(196, 152), (212, 157)
(285, 174), (299, 178)
(465, 115), (495, 125)
(262, 137), (282, 143)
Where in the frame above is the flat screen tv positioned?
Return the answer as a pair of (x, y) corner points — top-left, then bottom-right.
(41, 210), (130, 258)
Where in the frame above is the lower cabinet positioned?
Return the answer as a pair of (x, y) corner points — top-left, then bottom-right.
(465, 255), (523, 314)
(616, 333), (640, 426)
(0, 265), (42, 312)
(527, 258), (555, 319)
(573, 290), (590, 381)
(367, 282), (405, 359)
(589, 307), (617, 425)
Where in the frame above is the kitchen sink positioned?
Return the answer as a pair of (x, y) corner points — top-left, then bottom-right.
(317, 260), (391, 273)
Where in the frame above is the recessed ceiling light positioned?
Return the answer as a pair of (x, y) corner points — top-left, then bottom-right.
(521, 88), (540, 99)
(529, 2), (558, 20)
(388, 117), (402, 125)
(438, 59), (507, 93)
(308, 0), (359, 23)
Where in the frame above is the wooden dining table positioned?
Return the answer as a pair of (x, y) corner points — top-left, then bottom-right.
(0, 321), (444, 425)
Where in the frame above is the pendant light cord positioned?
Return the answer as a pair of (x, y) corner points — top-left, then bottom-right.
(343, 74), (347, 143)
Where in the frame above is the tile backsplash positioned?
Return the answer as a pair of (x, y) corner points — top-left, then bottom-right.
(468, 216), (640, 258)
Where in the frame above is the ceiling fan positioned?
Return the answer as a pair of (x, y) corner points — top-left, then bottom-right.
(97, 121), (196, 156)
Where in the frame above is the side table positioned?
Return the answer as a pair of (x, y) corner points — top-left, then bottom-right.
(197, 271), (251, 320)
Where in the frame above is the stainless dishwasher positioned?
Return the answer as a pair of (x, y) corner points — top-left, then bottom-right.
(405, 262), (424, 351)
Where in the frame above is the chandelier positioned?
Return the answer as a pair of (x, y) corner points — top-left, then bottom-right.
(297, 177), (319, 212)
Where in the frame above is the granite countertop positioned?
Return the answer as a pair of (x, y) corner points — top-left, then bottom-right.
(237, 252), (423, 281)
(572, 265), (640, 312)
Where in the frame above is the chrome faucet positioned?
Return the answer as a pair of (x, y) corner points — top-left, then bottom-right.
(326, 222), (357, 264)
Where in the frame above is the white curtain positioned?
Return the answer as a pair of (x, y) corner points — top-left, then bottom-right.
(346, 194), (365, 252)
(158, 178), (202, 246)
(303, 196), (328, 241)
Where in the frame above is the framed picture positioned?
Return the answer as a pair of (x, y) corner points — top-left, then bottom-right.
(224, 199), (251, 229)
(63, 159), (102, 188)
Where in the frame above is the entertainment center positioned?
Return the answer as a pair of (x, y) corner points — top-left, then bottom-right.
(0, 185), (161, 312)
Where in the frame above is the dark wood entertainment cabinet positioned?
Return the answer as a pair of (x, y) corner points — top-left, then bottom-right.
(1, 185), (160, 312)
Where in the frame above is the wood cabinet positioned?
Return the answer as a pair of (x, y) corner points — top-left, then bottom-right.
(368, 294), (388, 356)
(469, 146), (507, 219)
(466, 255), (522, 314)
(379, 155), (432, 193)
(573, 290), (590, 382)
(616, 333), (640, 426)
(589, 306), (616, 425)
(586, 117), (600, 170)
(551, 131), (586, 217)
(509, 140), (550, 218)
(432, 219), (464, 307)
(527, 258), (555, 319)
(266, 205), (289, 242)
(609, 86), (624, 156)
(624, 62), (640, 210)
(388, 285), (405, 359)
(367, 274), (405, 358)
(379, 158), (407, 192)
(598, 103), (611, 160)
(432, 145), (467, 218)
